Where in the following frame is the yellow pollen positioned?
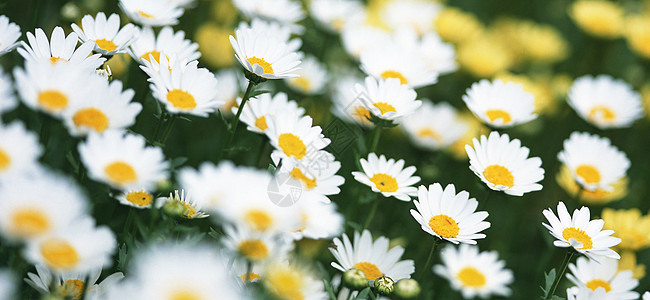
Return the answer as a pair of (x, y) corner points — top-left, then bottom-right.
(61, 279), (84, 299)
(586, 279), (612, 292)
(588, 106), (616, 122)
(41, 239), (79, 270)
(170, 289), (202, 300)
(137, 10), (154, 18)
(50, 56), (65, 64)
(0, 148), (10, 171)
(428, 214), (460, 238)
(576, 165), (601, 184)
(167, 89), (197, 110)
(290, 168), (317, 190)
(278, 133), (307, 159)
(457, 267), (486, 288)
(237, 239), (269, 261)
(179, 201), (197, 218)
(11, 208), (50, 237)
(140, 50), (161, 63)
(38, 90), (69, 112)
(373, 102), (397, 115)
(380, 70), (408, 85)
(354, 262), (383, 281)
(290, 77), (312, 92)
(417, 128), (442, 142)
(265, 266), (304, 300)
(485, 109), (512, 124)
(245, 210), (273, 232)
(354, 106), (372, 122)
(73, 108), (109, 133)
(104, 161), (137, 185)
(562, 227), (593, 249)
(255, 115), (268, 131)
(369, 173), (399, 193)
(247, 56), (274, 74)
(483, 164), (514, 188)
(95, 39), (117, 52)
(126, 190), (153, 207)
(240, 272), (262, 283)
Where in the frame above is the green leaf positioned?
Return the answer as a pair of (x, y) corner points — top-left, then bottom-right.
(354, 287), (371, 300)
(323, 280), (336, 300)
(117, 244), (128, 272)
(540, 268), (556, 298)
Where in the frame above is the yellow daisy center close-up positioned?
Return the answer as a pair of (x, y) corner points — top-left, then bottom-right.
(369, 173), (399, 193)
(457, 266), (487, 288)
(588, 105), (616, 123)
(373, 102), (397, 115)
(562, 227), (593, 249)
(255, 115), (268, 131)
(278, 133), (307, 159)
(169, 289), (203, 300)
(126, 190), (153, 207)
(485, 109), (512, 124)
(247, 56), (274, 74)
(428, 214), (460, 238)
(41, 238), (79, 269)
(354, 262), (383, 281)
(483, 164), (514, 188)
(104, 161), (138, 185)
(0, 148), (11, 171)
(290, 168), (317, 190)
(167, 89), (197, 110)
(11, 208), (50, 237)
(50, 56), (65, 64)
(73, 107), (109, 133)
(381, 70), (408, 85)
(240, 272), (262, 283)
(38, 90), (69, 112)
(238, 239), (269, 261)
(586, 279), (612, 292)
(576, 164), (601, 184)
(417, 128), (442, 142)
(245, 209), (273, 232)
(61, 279), (84, 299)
(140, 50), (162, 63)
(265, 267), (304, 300)
(95, 39), (117, 52)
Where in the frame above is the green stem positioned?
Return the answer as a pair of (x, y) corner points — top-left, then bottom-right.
(545, 250), (575, 299)
(418, 238), (441, 281)
(80, 274), (90, 300)
(222, 80), (256, 157)
(368, 125), (382, 154)
(363, 199), (380, 229)
(160, 114), (178, 146)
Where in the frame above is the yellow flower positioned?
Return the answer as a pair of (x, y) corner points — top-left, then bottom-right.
(555, 165), (628, 205)
(457, 36), (512, 78)
(569, 0), (624, 39)
(618, 250), (646, 280)
(602, 208), (650, 251)
(447, 112), (489, 160)
(517, 22), (569, 63)
(194, 23), (234, 69)
(495, 72), (556, 114)
(434, 7), (484, 45)
(624, 14), (650, 59)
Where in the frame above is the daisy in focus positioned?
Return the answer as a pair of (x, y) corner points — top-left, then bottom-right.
(434, 244), (514, 299)
(354, 76), (421, 121)
(0, 122), (42, 178)
(400, 101), (468, 151)
(462, 79), (537, 128)
(557, 131), (630, 192)
(542, 201), (621, 260)
(266, 115), (330, 165)
(352, 153), (420, 201)
(566, 256), (639, 299)
(410, 183), (490, 244)
(235, 92), (305, 134)
(0, 15), (20, 56)
(567, 75), (643, 129)
(128, 26), (200, 64)
(119, 0), (184, 27)
(71, 12), (138, 56)
(330, 230), (415, 282)
(18, 27), (104, 70)
(465, 131), (544, 196)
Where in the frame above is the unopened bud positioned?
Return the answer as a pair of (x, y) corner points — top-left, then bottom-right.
(374, 276), (395, 296)
(394, 278), (421, 299)
(343, 268), (368, 290)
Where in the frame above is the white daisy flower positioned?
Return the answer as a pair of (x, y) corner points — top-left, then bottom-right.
(465, 131), (544, 196)
(557, 132), (630, 192)
(567, 285), (617, 300)
(379, 0), (442, 35)
(410, 183), (490, 245)
(395, 30), (457, 75)
(119, 0), (184, 27)
(156, 189), (209, 219)
(128, 26), (200, 64)
(331, 75), (373, 127)
(463, 79), (537, 128)
(279, 149), (345, 204)
(229, 26), (302, 80)
(567, 75), (643, 129)
(0, 15), (20, 56)
(263, 261), (327, 300)
(141, 56), (221, 117)
(542, 201), (621, 260)
(71, 12), (138, 56)
(310, 0), (364, 32)
(290, 193), (343, 240)
(25, 265), (124, 300)
(235, 92), (305, 134)
(434, 244), (514, 299)
(0, 67), (17, 115)
(330, 230), (415, 282)
(266, 115), (331, 165)
(62, 78), (141, 136)
(23, 217), (116, 274)
(0, 270), (15, 300)
(233, 0), (306, 26)
(177, 161), (239, 216)
(341, 22), (392, 59)
(116, 188), (154, 209)
(567, 256), (639, 299)
(0, 122), (42, 179)
(360, 44), (438, 88)
(286, 55), (328, 95)
(0, 171), (87, 241)
(222, 225), (292, 263)
(78, 130), (168, 191)
(216, 69), (243, 117)
(17, 27), (104, 70)
(352, 153), (420, 201)
(400, 101), (468, 150)
(236, 19), (302, 54)
(354, 76), (422, 121)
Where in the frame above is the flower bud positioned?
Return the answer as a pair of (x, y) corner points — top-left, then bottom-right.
(343, 268), (368, 290)
(394, 278), (421, 299)
(374, 276), (395, 296)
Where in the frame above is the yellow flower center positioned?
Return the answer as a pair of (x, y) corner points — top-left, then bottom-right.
(278, 133), (307, 159)
(354, 106), (372, 122)
(240, 272), (262, 282)
(255, 115), (268, 131)
(588, 106), (616, 123)
(290, 77), (312, 92)
(265, 266), (304, 300)
(483, 164), (514, 188)
(167, 89), (197, 110)
(11, 208), (50, 237)
(140, 50), (161, 63)
(95, 39), (117, 52)
(562, 227), (593, 249)
(41, 239), (79, 270)
(428, 214), (460, 238)
(576, 164), (601, 184)
(125, 190), (153, 207)
(247, 56), (274, 74)
(50, 57), (65, 64)
(170, 289), (203, 300)
(586, 279), (612, 292)
(0, 148), (10, 171)
(104, 161), (138, 185)
(373, 102), (396, 115)
(38, 90), (69, 112)
(179, 201), (197, 218)
(417, 128), (442, 142)
(245, 209), (273, 232)
(61, 279), (84, 299)
(73, 108), (109, 133)
(369, 173), (399, 193)
(354, 262), (383, 281)
(485, 109), (512, 124)
(380, 70), (408, 85)
(137, 10), (154, 18)
(237, 239), (269, 261)
(457, 267), (486, 288)
(290, 168), (317, 190)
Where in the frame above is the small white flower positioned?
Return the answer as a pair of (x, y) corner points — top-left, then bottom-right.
(400, 101), (467, 150)
(128, 26), (200, 64)
(116, 189), (154, 209)
(235, 92), (305, 134)
(266, 115), (331, 165)
(71, 12), (138, 56)
(0, 15), (21, 56)
(354, 76), (421, 121)
(119, 0), (184, 27)
(285, 55), (329, 95)
(360, 44), (438, 88)
(17, 27), (104, 70)
(463, 79), (537, 128)
(25, 265), (124, 300)
(567, 256), (639, 299)
(278, 149), (345, 204)
(352, 153), (420, 201)
(230, 26), (302, 80)
(331, 75), (373, 127)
